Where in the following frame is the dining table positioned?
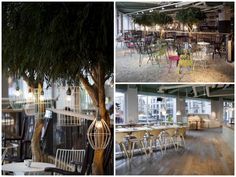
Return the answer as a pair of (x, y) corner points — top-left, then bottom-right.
(2, 162), (56, 175)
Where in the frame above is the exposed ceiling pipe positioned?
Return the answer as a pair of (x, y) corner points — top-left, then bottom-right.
(158, 84), (205, 93)
(206, 85), (234, 97)
(126, 2), (192, 15)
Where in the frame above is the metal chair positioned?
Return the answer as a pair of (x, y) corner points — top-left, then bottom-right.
(166, 46), (180, 72)
(45, 143), (94, 175)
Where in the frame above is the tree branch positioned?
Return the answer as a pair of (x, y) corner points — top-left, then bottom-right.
(79, 74), (98, 107)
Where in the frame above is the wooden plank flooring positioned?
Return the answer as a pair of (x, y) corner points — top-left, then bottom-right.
(116, 128), (234, 175)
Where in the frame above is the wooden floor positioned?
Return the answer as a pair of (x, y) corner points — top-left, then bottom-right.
(116, 128), (234, 175)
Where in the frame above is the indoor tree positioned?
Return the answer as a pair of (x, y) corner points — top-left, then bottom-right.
(176, 7), (206, 32)
(3, 2), (113, 175)
(152, 12), (173, 38)
(133, 14), (153, 31)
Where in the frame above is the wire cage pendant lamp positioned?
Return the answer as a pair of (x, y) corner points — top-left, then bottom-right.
(87, 109), (111, 150)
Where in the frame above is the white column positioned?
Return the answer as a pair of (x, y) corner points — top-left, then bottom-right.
(126, 87), (138, 123)
(211, 98), (224, 124)
(176, 97), (186, 123)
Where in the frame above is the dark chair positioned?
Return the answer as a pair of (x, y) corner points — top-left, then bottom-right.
(44, 142), (94, 175)
(3, 117), (28, 162)
(134, 40), (149, 67)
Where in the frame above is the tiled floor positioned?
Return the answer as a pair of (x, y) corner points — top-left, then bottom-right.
(115, 47), (234, 82)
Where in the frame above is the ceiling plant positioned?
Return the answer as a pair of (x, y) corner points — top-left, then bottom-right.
(3, 2), (113, 175)
(176, 7), (206, 32)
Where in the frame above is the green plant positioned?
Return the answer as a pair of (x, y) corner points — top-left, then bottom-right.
(152, 12), (173, 26)
(133, 14), (153, 27)
(167, 115), (173, 122)
(176, 7), (206, 31)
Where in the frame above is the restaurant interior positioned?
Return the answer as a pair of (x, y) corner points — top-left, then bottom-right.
(115, 84), (234, 175)
(115, 2), (234, 82)
(2, 2), (114, 175)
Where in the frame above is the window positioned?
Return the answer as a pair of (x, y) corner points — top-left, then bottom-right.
(138, 95), (176, 124)
(185, 98), (211, 114)
(115, 92), (125, 124)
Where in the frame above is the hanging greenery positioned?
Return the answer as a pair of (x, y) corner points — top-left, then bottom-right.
(133, 12), (173, 27)
(133, 14), (153, 27)
(176, 7), (206, 31)
(152, 12), (173, 26)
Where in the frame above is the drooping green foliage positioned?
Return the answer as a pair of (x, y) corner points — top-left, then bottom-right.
(133, 14), (153, 27)
(152, 12), (173, 26)
(176, 7), (206, 31)
(2, 2), (114, 87)
(133, 12), (173, 28)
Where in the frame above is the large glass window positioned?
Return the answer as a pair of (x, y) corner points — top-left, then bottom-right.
(138, 95), (176, 124)
(115, 92), (125, 124)
(185, 98), (211, 114)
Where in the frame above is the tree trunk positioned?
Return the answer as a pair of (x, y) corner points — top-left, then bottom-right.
(31, 83), (44, 162)
(31, 118), (44, 162)
(80, 63), (110, 175)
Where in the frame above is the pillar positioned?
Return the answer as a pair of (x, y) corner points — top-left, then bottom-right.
(176, 96), (186, 123)
(126, 87), (138, 123)
(211, 98), (224, 124)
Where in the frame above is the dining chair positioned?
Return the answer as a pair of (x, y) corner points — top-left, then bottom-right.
(116, 132), (129, 159)
(129, 130), (148, 159)
(178, 54), (193, 79)
(134, 40), (149, 67)
(166, 46), (180, 72)
(160, 129), (177, 153)
(124, 37), (136, 57)
(148, 129), (163, 155)
(175, 127), (186, 149)
(45, 142), (94, 175)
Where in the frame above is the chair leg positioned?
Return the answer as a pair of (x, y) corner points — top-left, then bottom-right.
(157, 139), (163, 155)
(139, 54), (142, 67)
(140, 141), (147, 156)
(130, 142), (135, 160)
(120, 143), (129, 159)
(171, 137), (177, 151)
(181, 136), (186, 148)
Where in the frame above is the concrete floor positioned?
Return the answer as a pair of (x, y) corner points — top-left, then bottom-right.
(115, 128), (234, 175)
(115, 47), (234, 82)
